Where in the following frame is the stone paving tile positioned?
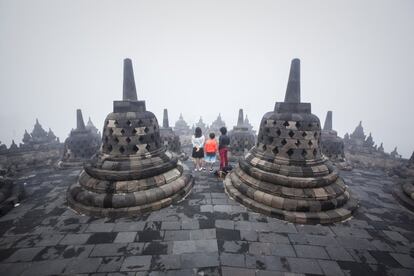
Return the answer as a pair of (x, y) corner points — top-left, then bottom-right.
(180, 252), (219, 268)
(164, 230), (190, 241)
(59, 233), (91, 245)
(120, 255), (152, 271)
(222, 266), (256, 276)
(172, 239), (218, 254)
(85, 223), (116, 233)
(151, 254), (181, 270)
(97, 256), (125, 272)
(390, 253), (414, 268)
(114, 232), (137, 244)
(64, 257), (103, 274)
(325, 246), (355, 261)
(287, 257), (323, 275)
(61, 244), (94, 259)
(220, 252), (245, 267)
(293, 245), (330, 259)
(4, 246), (45, 262)
(21, 259), (70, 276)
(215, 220), (235, 229)
(317, 259), (344, 276)
(113, 222), (145, 232)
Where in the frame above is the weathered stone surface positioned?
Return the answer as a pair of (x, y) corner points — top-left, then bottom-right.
(67, 58), (194, 217)
(224, 59), (358, 224)
(0, 159), (413, 275)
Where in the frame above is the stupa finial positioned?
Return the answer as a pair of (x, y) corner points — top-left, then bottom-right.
(323, 111), (333, 131)
(284, 58), (301, 103)
(123, 58), (138, 101)
(76, 109), (86, 130)
(163, 108), (169, 128)
(237, 109), (244, 126)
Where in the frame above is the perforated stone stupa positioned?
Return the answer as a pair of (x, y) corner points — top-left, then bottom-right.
(60, 109), (101, 167)
(229, 109), (255, 160)
(160, 108), (181, 153)
(67, 58), (194, 217)
(224, 59), (358, 224)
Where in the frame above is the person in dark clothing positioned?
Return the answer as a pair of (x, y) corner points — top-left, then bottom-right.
(218, 127), (230, 171)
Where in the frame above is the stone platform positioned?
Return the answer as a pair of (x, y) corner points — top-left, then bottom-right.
(0, 161), (413, 275)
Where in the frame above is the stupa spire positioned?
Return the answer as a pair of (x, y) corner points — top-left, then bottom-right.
(323, 111), (333, 131)
(284, 58), (301, 103)
(237, 109), (244, 126)
(163, 108), (169, 128)
(76, 109), (86, 130)
(122, 58), (138, 101)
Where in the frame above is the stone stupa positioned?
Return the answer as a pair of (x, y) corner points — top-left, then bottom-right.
(86, 116), (102, 142)
(320, 111), (351, 170)
(224, 59), (358, 224)
(229, 109), (255, 160)
(244, 115), (254, 133)
(60, 109), (101, 167)
(160, 108), (181, 153)
(67, 58), (194, 217)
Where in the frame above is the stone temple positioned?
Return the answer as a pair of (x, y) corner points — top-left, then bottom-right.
(224, 59), (358, 224)
(320, 111), (351, 170)
(67, 58), (194, 217)
(0, 119), (62, 172)
(229, 109), (255, 160)
(60, 109), (101, 167)
(159, 108), (181, 153)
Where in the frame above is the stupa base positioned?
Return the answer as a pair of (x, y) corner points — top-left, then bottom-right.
(224, 172), (358, 225)
(393, 181), (414, 212)
(67, 167), (194, 218)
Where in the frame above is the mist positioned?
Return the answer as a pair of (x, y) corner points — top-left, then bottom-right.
(0, 0), (413, 157)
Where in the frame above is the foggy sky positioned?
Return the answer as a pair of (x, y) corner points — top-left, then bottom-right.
(0, 0), (413, 157)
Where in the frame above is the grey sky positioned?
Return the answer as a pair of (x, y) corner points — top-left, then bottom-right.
(0, 0), (413, 157)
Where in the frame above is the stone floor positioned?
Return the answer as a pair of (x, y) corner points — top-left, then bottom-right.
(0, 160), (413, 276)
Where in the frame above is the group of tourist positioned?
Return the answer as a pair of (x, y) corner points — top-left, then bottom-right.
(191, 126), (230, 173)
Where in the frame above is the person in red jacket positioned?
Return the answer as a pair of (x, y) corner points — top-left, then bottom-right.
(204, 133), (218, 172)
(219, 127), (230, 171)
